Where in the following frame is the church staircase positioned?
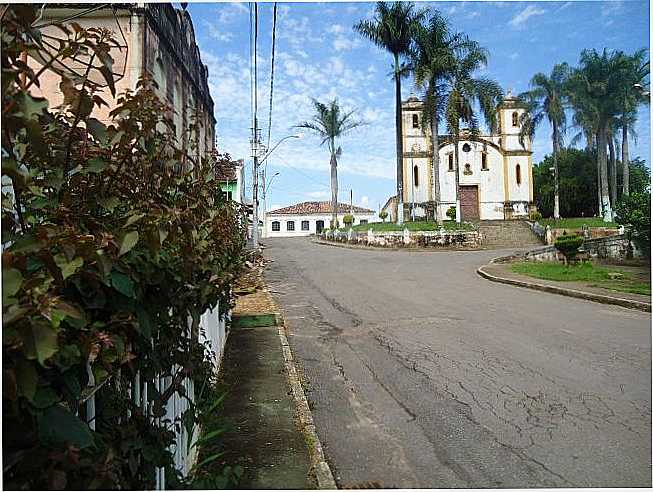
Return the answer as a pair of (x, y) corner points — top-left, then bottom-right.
(478, 220), (543, 249)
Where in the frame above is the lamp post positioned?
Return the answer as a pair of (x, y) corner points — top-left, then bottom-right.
(261, 171), (279, 238)
(251, 134), (301, 247)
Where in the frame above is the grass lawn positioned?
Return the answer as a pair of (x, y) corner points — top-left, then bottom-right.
(538, 217), (620, 229)
(345, 221), (475, 232)
(511, 261), (650, 296)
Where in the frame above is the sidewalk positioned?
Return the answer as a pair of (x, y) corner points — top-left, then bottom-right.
(479, 261), (651, 312)
(208, 258), (332, 489)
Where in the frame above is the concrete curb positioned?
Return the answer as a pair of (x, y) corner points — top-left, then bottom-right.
(312, 238), (485, 253)
(277, 322), (338, 489)
(477, 263), (651, 313)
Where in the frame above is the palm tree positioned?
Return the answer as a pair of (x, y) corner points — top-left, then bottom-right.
(566, 49), (631, 221)
(412, 11), (472, 225)
(519, 63), (570, 219)
(296, 98), (361, 228)
(442, 45), (503, 222)
(355, 2), (427, 224)
(616, 49), (649, 196)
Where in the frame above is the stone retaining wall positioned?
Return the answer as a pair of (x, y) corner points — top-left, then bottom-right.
(523, 234), (643, 262)
(320, 228), (481, 249)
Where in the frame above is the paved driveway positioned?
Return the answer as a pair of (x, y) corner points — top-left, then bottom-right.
(263, 238), (651, 488)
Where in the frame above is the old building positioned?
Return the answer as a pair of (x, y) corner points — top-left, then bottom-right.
(31, 4), (216, 167)
(266, 201), (376, 237)
(398, 91), (533, 221)
(215, 158), (245, 203)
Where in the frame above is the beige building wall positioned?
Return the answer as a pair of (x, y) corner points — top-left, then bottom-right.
(28, 5), (215, 164)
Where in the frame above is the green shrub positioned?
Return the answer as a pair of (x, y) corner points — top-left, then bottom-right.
(554, 232), (584, 263)
(615, 192), (651, 258)
(446, 206), (456, 221)
(530, 210), (542, 221)
(379, 210), (388, 222)
(343, 214), (354, 227)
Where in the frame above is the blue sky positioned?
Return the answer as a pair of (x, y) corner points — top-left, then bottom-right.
(188, 0), (650, 214)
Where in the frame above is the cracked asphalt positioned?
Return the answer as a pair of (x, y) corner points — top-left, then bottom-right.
(263, 238), (651, 488)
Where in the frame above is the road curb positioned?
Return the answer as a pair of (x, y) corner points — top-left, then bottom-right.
(312, 238), (485, 252)
(477, 263), (651, 312)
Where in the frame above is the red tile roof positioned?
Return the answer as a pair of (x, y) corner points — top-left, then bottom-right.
(269, 201), (375, 215)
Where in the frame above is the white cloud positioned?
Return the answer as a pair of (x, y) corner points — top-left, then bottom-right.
(467, 11), (481, 19)
(360, 196), (369, 207)
(509, 52), (519, 60)
(215, 3), (248, 25)
(305, 190), (330, 199)
(602, 0), (624, 16)
(509, 5), (546, 28)
(203, 21), (233, 42)
(327, 24), (346, 34)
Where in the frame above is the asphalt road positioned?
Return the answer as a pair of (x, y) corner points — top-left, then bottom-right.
(263, 238), (651, 488)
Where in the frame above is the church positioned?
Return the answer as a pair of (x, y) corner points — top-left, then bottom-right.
(392, 91), (534, 222)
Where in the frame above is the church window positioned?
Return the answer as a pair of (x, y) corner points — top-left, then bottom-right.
(512, 112), (519, 127)
(516, 164), (522, 185)
(413, 165), (419, 187)
(481, 153), (488, 171)
(464, 163), (472, 175)
(448, 153), (454, 171)
(462, 143), (471, 152)
(412, 114), (419, 128)
(287, 221), (295, 231)
(272, 221), (280, 232)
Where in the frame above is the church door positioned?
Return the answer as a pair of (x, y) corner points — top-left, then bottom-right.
(459, 185), (480, 220)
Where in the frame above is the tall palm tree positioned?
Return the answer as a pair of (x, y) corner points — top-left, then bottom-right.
(567, 49), (631, 221)
(412, 11), (473, 225)
(616, 49), (649, 196)
(519, 63), (570, 219)
(355, 1), (427, 224)
(442, 45), (503, 222)
(296, 98), (361, 228)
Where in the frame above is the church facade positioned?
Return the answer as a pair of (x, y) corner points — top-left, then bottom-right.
(399, 92), (534, 221)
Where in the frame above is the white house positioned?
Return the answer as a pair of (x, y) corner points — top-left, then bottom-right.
(395, 90), (533, 221)
(265, 201), (376, 237)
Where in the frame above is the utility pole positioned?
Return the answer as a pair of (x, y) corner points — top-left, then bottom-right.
(251, 123), (261, 247)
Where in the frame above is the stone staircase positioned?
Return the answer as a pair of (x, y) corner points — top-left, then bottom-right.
(477, 220), (543, 249)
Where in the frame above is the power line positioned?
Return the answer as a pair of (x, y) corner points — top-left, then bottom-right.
(266, 2), (278, 152)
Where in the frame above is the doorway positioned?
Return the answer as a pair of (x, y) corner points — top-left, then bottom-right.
(459, 185), (480, 220)
(316, 220), (325, 233)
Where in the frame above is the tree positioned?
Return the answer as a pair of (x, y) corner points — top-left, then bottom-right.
(615, 192), (651, 258)
(566, 49), (632, 221)
(519, 63), (571, 219)
(615, 49), (649, 196)
(442, 44), (502, 222)
(296, 99), (361, 228)
(411, 10), (472, 226)
(379, 210), (389, 222)
(355, 1), (427, 224)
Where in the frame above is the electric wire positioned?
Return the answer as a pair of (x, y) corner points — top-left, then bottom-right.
(266, 2), (278, 152)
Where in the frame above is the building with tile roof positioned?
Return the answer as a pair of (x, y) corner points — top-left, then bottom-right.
(265, 201), (375, 237)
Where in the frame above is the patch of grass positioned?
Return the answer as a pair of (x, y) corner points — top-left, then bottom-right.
(538, 217), (620, 229)
(345, 221), (475, 232)
(511, 261), (650, 296)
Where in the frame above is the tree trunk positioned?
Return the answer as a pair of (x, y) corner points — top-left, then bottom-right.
(597, 126), (612, 221)
(622, 119), (630, 196)
(608, 134), (617, 206)
(454, 131), (461, 223)
(330, 153), (338, 228)
(394, 53), (404, 224)
(431, 113), (442, 225)
(552, 126), (560, 219)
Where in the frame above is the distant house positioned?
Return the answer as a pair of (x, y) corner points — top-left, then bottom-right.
(265, 201), (375, 237)
(381, 195), (398, 223)
(215, 158), (244, 203)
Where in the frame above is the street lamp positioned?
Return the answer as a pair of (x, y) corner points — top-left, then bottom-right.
(252, 134), (301, 247)
(260, 171), (280, 239)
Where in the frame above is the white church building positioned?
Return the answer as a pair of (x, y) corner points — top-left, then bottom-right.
(395, 91), (534, 222)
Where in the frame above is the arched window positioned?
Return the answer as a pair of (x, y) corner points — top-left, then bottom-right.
(464, 163), (472, 175)
(272, 221), (280, 231)
(413, 165), (419, 187)
(512, 112), (519, 127)
(516, 164), (522, 185)
(462, 143), (471, 152)
(448, 153), (454, 171)
(412, 114), (419, 128)
(481, 153), (488, 171)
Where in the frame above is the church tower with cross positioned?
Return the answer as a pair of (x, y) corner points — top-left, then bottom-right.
(396, 90), (534, 222)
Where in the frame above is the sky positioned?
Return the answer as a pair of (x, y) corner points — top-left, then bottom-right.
(188, 0), (650, 214)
